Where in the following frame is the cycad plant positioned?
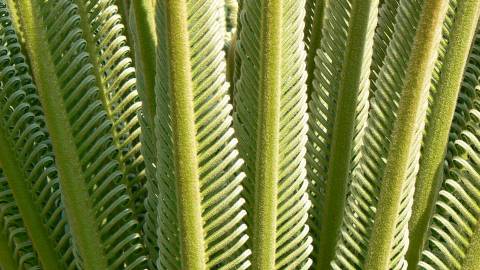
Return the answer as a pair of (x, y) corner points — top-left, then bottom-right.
(0, 0), (480, 269)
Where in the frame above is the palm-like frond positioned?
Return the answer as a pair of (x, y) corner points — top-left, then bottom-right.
(71, 0), (146, 220)
(407, 1), (480, 266)
(304, 0), (326, 100)
(125, 2), (159, 266)
(149, 1), (250, 268)
(419, 30), (480, 270)
(233, 0), (312, 268)
(16, 0), (147, 268)
(424, 1), (457, 120)
(0, 4), (78, 267)
(306, 0), (376, 267)
(307, 0), (352, 248)
(332, 0), (447, 269)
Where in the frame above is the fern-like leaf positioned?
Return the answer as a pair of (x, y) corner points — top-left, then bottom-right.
(71, 0), (146, 220)
(369, 0), (399, 97)
(306, 0), (376, 267)
(233, 0), (312, 268)
(332, 0), (447, 269)
(149, 1), (250, 268)
(419, 30), (480, 270)
(0, 4), (78, 268)
(16, 0), (147, 268)
(408, 1), (480, 266)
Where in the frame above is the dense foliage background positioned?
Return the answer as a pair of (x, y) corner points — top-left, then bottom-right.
(0, 0), (479, 269)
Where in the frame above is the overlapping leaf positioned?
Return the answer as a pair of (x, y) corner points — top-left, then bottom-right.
(331, 0), (430, 268)
(15, 0), (147, 268)
(419, 31), (480, 270)
(0, 3), (78, 267)
(150, 0), (250, 269)
(234, 0), (312, 268)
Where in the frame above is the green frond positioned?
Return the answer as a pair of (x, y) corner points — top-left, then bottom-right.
(127, 5), (158, 266)
(128, 8), (158, 264)
(332, 0), (447, 269)
(0, 4), (78, 268)
(306, 0), (376, 267)
(0, 171), (40, 270)
(141, 3), (169, 266)
(419, 30), (480, 270)
(408, 1), (480, 267)
(16, 0), (147, 268)
(71, 0), (146, 220)
(150, 0), (250, 268)
(424, 1), (457, 119)
(234, 0), (312, 268)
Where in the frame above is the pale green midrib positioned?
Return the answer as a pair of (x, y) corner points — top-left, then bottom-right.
(252, 1), (282, 269)
(0, 226), (17, 270)
(164, 1), (206, 269)
(306, 0), (327, 100)
(132, 0), (157, 125)
(73, 0), (137, 216)
(363, 1), (448, 269)
(0, 129), (62, 269)
(16, 2), (109, 269)
(314, 1), (376, 268)
(407, 1), (480, 268)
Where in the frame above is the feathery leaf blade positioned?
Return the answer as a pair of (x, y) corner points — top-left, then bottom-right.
(306, 0), (376, 267)
(151, 1), (250, 268)
(17, 0), (147, 268)
(419, 30), (480, 270)
(234, 0), (312, 268)
(370, 0), (399, 97)
(0, 3), (79, 267)
(408, 1), (480, 267)
(72, 0), (146, 221)
(332, 0), (446, 269)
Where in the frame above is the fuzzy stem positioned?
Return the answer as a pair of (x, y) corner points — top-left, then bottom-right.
(252, 1), (282, 269)
(407, 1), (480, 268)
(314, 0), (378, 268)
(164, 1), (206, 268)
(16, 2), (108, 269)
(364, 1), (448, 269)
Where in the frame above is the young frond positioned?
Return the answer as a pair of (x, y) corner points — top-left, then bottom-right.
(419, 30), (480, 270)
(15, 0), (147, 268)
(234, 0), (312, 268)
(149, 1), (250, 268)
(306, 0), (377, 267)
(0, 4), (78, 267)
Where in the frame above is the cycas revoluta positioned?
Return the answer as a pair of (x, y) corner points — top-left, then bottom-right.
(0, 0), (479, 269)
